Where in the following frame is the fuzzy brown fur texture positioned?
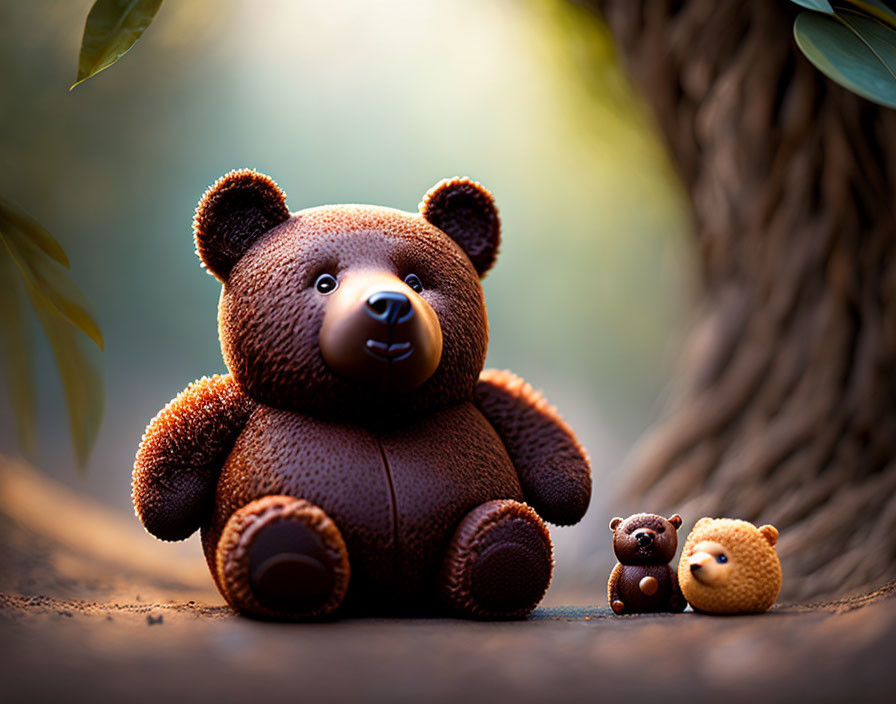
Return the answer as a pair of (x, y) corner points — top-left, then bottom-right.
(133, 170), (592, 620)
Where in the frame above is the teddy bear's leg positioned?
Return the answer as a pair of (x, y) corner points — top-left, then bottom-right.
(439, 499), (553, 619)
(216, 495), (350, 619)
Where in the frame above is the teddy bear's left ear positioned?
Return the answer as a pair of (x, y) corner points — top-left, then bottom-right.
(420, 177), (500, 277)
(194, 169), (290, 282)
(758, 524), (779, 547)
(609, 517), (623, 531)
(667, 514), (683, 530)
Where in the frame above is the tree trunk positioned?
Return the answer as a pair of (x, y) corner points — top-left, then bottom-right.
(587, 0), (896, 600)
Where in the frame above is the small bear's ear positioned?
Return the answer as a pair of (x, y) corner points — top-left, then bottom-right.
(758, 524), (779, 547)
(194, 169), (290, 281)
(420, 177), (500, 277)
(609, 517), (623, 531)
(668, 514), (683, 530)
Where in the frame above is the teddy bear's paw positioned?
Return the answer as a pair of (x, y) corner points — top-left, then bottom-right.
(216, 495), (350, 620)
(439, 499), (553, 620)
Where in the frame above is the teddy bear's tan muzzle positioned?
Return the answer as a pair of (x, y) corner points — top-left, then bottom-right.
(319, 271), (442, 393)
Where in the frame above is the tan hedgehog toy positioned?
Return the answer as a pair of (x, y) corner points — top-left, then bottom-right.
(678, 517), (782, 614)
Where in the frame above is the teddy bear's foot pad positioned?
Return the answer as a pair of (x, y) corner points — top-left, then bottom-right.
(216, 495), (350, 619)
(440, 499), (553, 619)
(249, 521), (336, 612)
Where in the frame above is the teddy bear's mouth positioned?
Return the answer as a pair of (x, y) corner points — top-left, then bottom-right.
(364, 339), (413, 362)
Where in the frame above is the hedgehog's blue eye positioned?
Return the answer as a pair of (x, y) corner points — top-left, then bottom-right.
(716, 554), (728, 564)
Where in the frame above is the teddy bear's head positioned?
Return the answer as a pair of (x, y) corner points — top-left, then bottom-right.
(678, 517), (782, 614)
(609, 513), (682, 565)
(193, 170), (500, 420)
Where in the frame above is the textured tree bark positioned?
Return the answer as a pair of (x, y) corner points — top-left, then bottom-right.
(587, 0), (896, 600)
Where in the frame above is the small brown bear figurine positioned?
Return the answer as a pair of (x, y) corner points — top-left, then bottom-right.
(132, 170), (592, 621)
(607, 513), (686, 615)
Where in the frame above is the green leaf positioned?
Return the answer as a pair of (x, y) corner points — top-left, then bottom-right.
(839, 10), (896, 74)
(1, 213), (104, 351)
(845, 1), (896, 30)
(0, 244), (36, 456)
(72, 0), (163, 90)
(794, 10), (896, 108)
(0, 196), (105, 468)
(789, 0), (835, 14)
(25, 284), (105, 469)
(0, 195), (69, 267)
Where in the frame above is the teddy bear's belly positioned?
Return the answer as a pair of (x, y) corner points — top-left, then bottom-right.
(209, 401), (522, 610)
(617, 565), (675, 612)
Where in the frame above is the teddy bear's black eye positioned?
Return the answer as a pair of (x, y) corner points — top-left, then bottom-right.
(404, 273), (423, 293)
(315, 273), (338, 294)
(657, 526), (665, 534)
(716, 554), (728, 564)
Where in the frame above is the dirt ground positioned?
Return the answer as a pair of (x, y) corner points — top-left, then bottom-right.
(1, 457), (894, 704)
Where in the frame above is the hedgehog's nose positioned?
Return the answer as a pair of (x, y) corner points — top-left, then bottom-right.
(635, 530), (654, 547)
(688, 551), (711, 572)
(366, 291), (412, 327)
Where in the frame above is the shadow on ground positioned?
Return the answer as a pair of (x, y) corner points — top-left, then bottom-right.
(1, 457), (894, 703)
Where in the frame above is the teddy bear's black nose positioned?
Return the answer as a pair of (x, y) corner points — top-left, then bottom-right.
(366, 291), (412, 327)
(635, 530), (654, 547)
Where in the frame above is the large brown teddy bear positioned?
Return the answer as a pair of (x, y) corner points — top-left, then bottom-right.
(132, 170), (592, 620)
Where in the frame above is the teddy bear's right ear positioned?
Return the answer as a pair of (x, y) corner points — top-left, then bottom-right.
(668, 514), (683, 530)
(420, 177), (500, 277)
(193, 169), (290, 281)
(609, 517), (623, 531)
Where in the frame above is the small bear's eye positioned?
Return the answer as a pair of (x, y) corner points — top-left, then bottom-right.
(315, 273), (338, 294)
(657, 526), (665, 534)
(716, 554), (728, 564)
(404, 273), (423, 293)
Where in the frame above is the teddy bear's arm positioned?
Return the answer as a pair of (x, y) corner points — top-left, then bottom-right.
(608, 563), (626, 614)
(473, 369), (591, 525)
(132, 374), (255, 541)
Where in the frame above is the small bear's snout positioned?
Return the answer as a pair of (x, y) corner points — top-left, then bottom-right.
(635, 529), (655, 547)
(366, 290), (412, 327)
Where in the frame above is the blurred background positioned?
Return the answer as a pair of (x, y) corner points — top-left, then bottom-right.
(0, 0), (691, 597)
